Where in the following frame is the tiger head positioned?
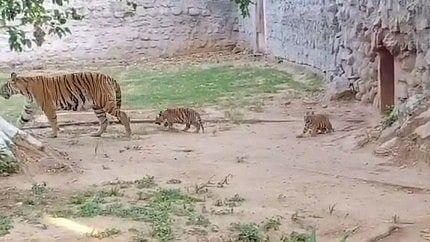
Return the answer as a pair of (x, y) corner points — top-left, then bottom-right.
(304, 111), (315, 124)
(154, 110), (166, 125)
(0, 72), (22, 100)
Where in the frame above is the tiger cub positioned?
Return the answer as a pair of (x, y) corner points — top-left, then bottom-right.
(299, 111), (334, 137)
(155, 107), (204, 133)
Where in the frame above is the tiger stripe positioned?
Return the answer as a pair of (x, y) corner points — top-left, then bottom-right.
(155, 107), (204, 133)
(0, 72), (131, 138)
(302, 111), (334, 137)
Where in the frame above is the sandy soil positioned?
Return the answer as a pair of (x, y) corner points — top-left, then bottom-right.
(1, 57), (430, 242)
(1, 98), (430, 242)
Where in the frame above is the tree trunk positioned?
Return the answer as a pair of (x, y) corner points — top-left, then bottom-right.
(0, 115), (45, 174)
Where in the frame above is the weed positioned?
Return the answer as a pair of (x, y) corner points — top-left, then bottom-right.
(261, 216), (282, 231)
(136, 176), (157, 189)
(98, 187), (124, 197)
(186, 214), (211, 227)
(282, 229), (317, 242)
(78, 201), (104, 217)
(88, 228), (121, 239)
(31, 182), (48, 196)
(224, 194), (245, 207)
(70, 192), (92, 205)
(0, 161), (19, 175)
(0, 216), (13, 237)
(382, 105), (398, 128)
(234, 222), (262, 242)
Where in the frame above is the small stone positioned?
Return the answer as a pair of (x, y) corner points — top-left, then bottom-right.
(202, 10), (211, 16)
(171, 7), (182, 16)
(321, 104), (328, 108)
(188, 7), (200, 16)
(140, 36), (150, 41)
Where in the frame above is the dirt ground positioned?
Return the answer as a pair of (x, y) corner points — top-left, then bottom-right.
(1, 57), (430, 242)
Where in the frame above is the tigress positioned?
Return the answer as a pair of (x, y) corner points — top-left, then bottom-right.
(0, 72), (131, 138)
(155, 107), (204, 133)
(301, 111), (334, 137)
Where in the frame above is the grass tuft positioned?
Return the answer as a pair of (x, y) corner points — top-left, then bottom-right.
(0, 216), (13, 237)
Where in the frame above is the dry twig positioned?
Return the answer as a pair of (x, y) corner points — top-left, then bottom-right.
(364, 226), (400, 242)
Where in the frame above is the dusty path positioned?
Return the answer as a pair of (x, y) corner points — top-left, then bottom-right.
(1, 96), (430, 242)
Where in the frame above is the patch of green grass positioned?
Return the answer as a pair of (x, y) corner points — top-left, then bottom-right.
(233, 222), (262, 242)
(52, 187), (203, 242)
(0, 216), (13, 237)
(102, 65), (320, 110)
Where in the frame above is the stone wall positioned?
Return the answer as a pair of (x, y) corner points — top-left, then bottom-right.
(238, 0), (430, 113)
(0, 0), (239, 68)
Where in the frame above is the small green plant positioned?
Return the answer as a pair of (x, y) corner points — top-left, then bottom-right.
(261, 216), (282, 231)
(70, 192), (92, 205)
(78, 201), (104, 217)
(234, 222), (262, 242)
(0, 216), (13, 237)
(382, 105), (398, 127)
(224, 194), (246, 207)
(31, 182), (48, 196)
(281, 229), (316, 242)
(234, 0), (254, 18)
(0, 161), (19, 175)
(186, 214), (211, 227)
(136, 176), (157, 189)
(98, 187), (124, 197)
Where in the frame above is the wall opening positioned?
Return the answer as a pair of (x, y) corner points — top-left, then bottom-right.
(377, 47), (395, 113)
(254, 0), (266, 54)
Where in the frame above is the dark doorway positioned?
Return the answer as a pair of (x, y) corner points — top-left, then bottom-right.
(377, 47), (395, 113)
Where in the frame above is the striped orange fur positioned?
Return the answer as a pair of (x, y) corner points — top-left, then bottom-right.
(302, 111), (334, 137)
(0, 72), (131, 138)
(155, 107), (204, 133)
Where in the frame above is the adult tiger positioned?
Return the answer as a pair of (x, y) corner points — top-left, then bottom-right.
(0, 72), (131, 138)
